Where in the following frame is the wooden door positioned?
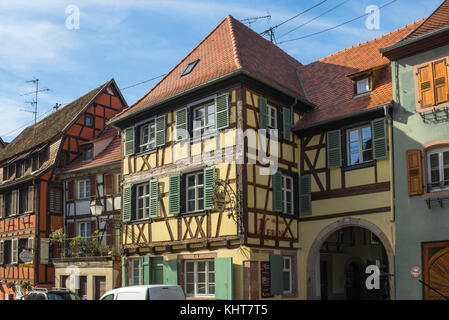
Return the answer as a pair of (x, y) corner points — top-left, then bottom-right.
(423, 243), (449, 300)
(94, 276), (106, 300)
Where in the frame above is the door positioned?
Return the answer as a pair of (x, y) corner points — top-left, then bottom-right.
(423, 243), (449, 300)
(320, 261), (328, 300)
(345, 262), (363, 300)
(94, 276), (106, 300)
(151, 257), (164, 284)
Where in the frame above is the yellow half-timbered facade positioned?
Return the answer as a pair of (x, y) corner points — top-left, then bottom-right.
(110, 15), (314, 300)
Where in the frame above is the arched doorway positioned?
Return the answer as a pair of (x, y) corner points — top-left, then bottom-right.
(306, 218), (395, 300)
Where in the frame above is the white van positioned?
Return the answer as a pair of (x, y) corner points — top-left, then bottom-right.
(99, 285), (186, 300)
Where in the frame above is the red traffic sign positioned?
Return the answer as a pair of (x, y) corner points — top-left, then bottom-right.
(410, 266), (422, 278)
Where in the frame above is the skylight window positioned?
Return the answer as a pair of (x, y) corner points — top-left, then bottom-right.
(181, 59), (199, 76)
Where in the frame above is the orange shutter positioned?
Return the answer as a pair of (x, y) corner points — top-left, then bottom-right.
(104, 174), (114, 195)
(418, 64), (435, 108)
(406, 150), (423, 196)
(432, 59), (449, 104)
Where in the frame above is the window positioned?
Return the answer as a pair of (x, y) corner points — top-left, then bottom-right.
(129, 258), (142, 286)
(32, 155), (39, 172)
(85, 115), (93, 127)
(16, 162), (24, 178)
(186, 172), (204, 213)
(117, 174), (122, 194)
(4, 193), (11, 217)
(77, 276), (88, 300)
(78, 222), (91, 240)
(83, 148), (93, 161)
(19, 188), (28, 214)
(139, 122), (156, 152)
(283, 257), (292, 294)
(3, 240), (11, 264)
(281, 175), (293, 215)
(78, 180), (90, 199)
(181, 59), (199, 76)
(356, 78), (371, 95)
(136, 184), (150, 220)
(417, 59), (448, 108)
(347, 125), (373, 166)
(192, 103), (215, 139)
(268, 105), (277, 129)
(428, 148), (449, 191)
(184, 260), (215, 297)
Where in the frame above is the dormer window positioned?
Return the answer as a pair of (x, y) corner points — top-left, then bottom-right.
(181, 60), (199, 77)
(83, 148), (93, 161)
(356, 78), (371, 95)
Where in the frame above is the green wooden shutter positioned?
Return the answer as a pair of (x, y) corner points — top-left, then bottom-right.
(122, 257), (126, 287)
(142, 256), (150, 285)
(163, 259), (178, 285)
(272, 171), (282, 213)
(299, 175), (312, 215)
(150, 257), (164, 284)
(327, 130), (342, 168)
(124, 127), (135, 156)
(283, 108), (292, 141)
(169, 174), (181, 215)
(215, 94), (229, 130)
(215, 257), (233, 300)
(204, 167), (216, 210)
(155, 115), (166, 147)
(373, 118), (387, 159)
(175, 108), (188, 141)
(259, 97), (268, 130)
(122, 185), (132, 222)
(270, 254), (283, 295)
(149, 179), (159, 218)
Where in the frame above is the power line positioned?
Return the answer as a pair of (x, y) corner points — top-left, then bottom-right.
(119, 74), (166, 91)
(260, 0), (329, 41)
(0, 105), (57, 137)
(278, 0), (399, 45)
(278, 0), (351, 39)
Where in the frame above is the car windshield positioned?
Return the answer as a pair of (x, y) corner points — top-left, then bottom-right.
(47, 292), (71, 300)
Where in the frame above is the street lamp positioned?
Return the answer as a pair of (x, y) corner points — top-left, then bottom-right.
(90, 198), (103, 217)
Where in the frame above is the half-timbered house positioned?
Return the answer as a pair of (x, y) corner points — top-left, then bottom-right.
(293, 21), (422, 300)
(53, 126), (122, 300)
(109, 15), (314, 300)
(0, 79), (127, 299)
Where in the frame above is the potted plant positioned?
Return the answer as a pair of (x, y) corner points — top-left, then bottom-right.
(6, 281), (15, 289)
(20, 281), (30, 293)
(69, 236), (86, 257)
(49, 228), (67, 257)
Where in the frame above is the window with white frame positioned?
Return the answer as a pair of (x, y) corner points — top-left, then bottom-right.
(428, 148), (449, 190)
(186, 172), (204, 213)
(283, 256), (292, 294)
(282, 175), (293, 215)
(356, 78), (371, 95)
(78, 222), (91, 240)
(192, 103), (215, 139)
(129, 258), (142, 286)
(347, 125), (373, 166)
(139, 122), (156, 152)
(136, 183), (150, 220)
(268, 105), (277, 129)
(83, 148), (93, 161)
(78, 180), (90, 199)
(184, 260), (215, 297)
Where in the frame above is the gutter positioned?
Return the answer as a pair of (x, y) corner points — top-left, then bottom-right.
(381, 24), (449, 55)
(292, 104), (390, 132)
(57, 161), (121, 177)
(109, 69), (315, 127)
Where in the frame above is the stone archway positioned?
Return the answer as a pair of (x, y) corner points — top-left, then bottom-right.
(306, 217), (395, 300)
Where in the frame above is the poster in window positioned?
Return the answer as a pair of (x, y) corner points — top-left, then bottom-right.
(261, 261), (273, 298)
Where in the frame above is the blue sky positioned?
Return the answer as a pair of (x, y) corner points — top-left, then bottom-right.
(0, 0), (443, 142)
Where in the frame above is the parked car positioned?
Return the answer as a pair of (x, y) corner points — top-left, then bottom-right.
(100, 285), (186, 300)
(23, 288), (81, 300)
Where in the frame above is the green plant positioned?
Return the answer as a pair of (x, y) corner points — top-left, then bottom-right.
(49, 228), (66, 244)
(6, 281), (15, 289)
(69, 236), (86, 256)
(20, 281), (30, 292)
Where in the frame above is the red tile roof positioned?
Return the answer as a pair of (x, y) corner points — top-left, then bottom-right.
(296, 20), (423, 127)
(404, 0), (449, 40)
(113, 15), (310, 122)
(60, 127), (121, 173)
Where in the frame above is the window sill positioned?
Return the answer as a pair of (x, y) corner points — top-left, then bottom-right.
(129, 218), (153, 225)
(342, 160), (376, 172)
(135, 148), (158, 158)
(416, 101), (449, 114)
(421, 189), (449, 199)
(182, 211), (207, 217)
(352, 91), (372, 99)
